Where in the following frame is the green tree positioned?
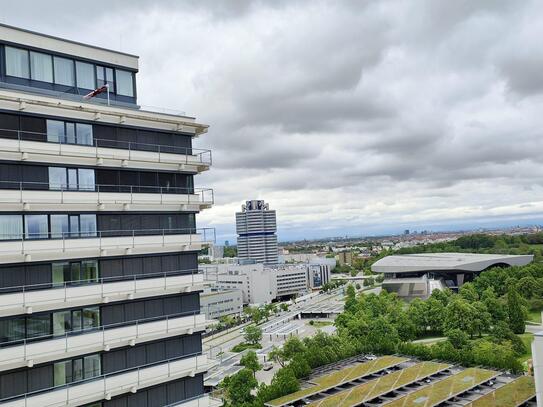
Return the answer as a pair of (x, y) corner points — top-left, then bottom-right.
(268, 346), (286, 367)
(446, 328), (470, 349)
(444, 297), (479, 338)
(222, 368), (258, 407)
(244, 325), (263, 345)
(459, 282), (479, 302)
(257, 367), (300, 403)
(506, 287), (526, 334)
(240, 351), (261, 378)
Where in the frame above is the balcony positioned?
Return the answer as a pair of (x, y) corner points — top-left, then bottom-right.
(0, 312), (209, 371)
(0, 228), (215, 264)
(0, 269), (207, 317)
(0, 128), (211, 173)
(170, 395), (223, 407)
(0, 353), (216, 407)
(0, 181), (214, 212)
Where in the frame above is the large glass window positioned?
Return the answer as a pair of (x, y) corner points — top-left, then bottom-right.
(54, 360), (72, 386)
(26, 314), (50, 338)
(76, 123), (93, 145)
(30, 51), (53, 82)
(82, 307), (100, 330)
(97, 66), (114, 89)
(81, 260), (99, 282)
(78, 169), (95, 191)
(5, 46), (29, 78)
(50, 214), (69, 238)
(53, 56), (75, 86)
(46, 120), (65, 143)
(80, 214), (97, 237)
(0, 215), (23, 240)
(54, 355), (101, 387)
(116, 69), (134, 96)
(52, 260), (99, 285)
(24, 214), (48, 239)
(76, 61), (95, 89)
(52, 262), (70, 286)
(49, 167), (67, 190)
(53, 310), (72, 336)
(84, 355), (101, 380)
(0, 317), (25, 343)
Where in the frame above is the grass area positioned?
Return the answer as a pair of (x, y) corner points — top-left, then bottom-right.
(266, 356), (408, 406)
(464, 376), (536, 407)
(385, 368), (498, 407)
(230, 342), (262, 353)
(517, 333), (534, 364)
(307, 362), (451, 407)
(309, 320), (333, 328)
(526, 309), (542, 324)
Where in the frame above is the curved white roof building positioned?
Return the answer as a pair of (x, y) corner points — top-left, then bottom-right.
(372, 252), (533, 299)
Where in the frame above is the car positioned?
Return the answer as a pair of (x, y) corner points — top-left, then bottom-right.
(262, 362), (273, 371)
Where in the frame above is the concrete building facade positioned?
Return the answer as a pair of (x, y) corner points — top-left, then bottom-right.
(236, 200), (278, 264)
(534, 331), (543, 407)
(200, 288), (243, 320)
(0, 24), (217, 407)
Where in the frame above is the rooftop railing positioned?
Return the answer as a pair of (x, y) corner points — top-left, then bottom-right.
(0, 128), (212, 166)
(0, 180), (214, 205)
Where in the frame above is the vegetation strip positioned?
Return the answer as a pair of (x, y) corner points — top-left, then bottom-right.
(464, 376), (536, 407)
(307, 361), (451, 407)
(266, 355), (409, 406)
(383, 368), (498, 407)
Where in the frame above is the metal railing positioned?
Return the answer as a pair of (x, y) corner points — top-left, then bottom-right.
(0, 128), (212, 166)
(0, 227), (215, 242)
(0, 268), (206, 310)
(0, 351), (212, 405)
(0, 180), (214, 205)
(165, 394), (222, 407)
(0, 309), (204, 350)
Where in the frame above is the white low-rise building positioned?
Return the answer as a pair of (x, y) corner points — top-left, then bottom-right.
(200, 288), (243, 319)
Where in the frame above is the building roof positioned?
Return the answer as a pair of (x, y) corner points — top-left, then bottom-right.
(371, 252), (533, 274)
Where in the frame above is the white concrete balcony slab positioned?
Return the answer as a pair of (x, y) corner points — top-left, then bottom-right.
(0, 228), (214, 265)
(0, 313), (210, 371)
(0, 185), (214, 213)
(172, 395), (223, 407)
(0, 354), (217, 407)
(0, 131), (211, 173)
(0, 270), (206, 317)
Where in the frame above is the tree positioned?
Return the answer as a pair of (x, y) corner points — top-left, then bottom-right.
(280, 303), (290, 312)
(345, 285), (357, 313)
(222, 368), (258, 407)
(282, 337), (307, 360)
(507, 287), (526, 334)
(257, 367), (300, 403)
(446, 328), (470, 349)
(268, 346), (286, 367)
(244, 325), (263, 345)
(240, 351), (261, 378)
(444, 297), (479, 338)
(459, 282), (479, 302)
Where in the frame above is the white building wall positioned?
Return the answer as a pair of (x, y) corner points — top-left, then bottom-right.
(534, 332), (543, 407)
(200, 288), (243, 319)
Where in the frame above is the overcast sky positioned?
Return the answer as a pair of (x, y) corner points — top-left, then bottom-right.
(3, 0), (543, 243)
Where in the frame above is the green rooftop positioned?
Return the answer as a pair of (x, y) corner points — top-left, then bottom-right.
(307, 361), (451, 407)
(266, 355), (409, 406)
(464, 376), (536, 407)
(383, 367), (498, 407)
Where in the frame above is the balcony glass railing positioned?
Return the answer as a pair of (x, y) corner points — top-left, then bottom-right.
(0, 180), (214, 204)
(0, 128), (212, 165)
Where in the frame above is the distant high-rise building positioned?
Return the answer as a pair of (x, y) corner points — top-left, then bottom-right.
(236, 200), (278, 264)
(404, 229), (410, 235)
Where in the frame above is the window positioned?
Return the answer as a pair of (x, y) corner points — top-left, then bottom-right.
(84, 355), (101, 379)
(50, 214), (69, 238)
(53, 56), (75, 86)
(49, 167), (67, 190)
(81, 260), (99, 282)
(0, 215), (22, 240)
(5, 46), (29, 78)
(53, 310), (72, 336)
(78, 169), (95, 191)
(46, 120), (93, 146)
(54, 360), (72, 386)
(26, 314), (50, 338)
(82, 307), (100, 330)
(0, 317), (25, 343)
(54, 355), (101, 386)
(76, 61), (95, 89)
(76, 123), (93, 145)
(116, 69), (134, 96)
(80, 215), (97, 237)
(30, 51), (53, 82)
(97, 66), (114, 89)
(24, 214), (48, 239)
(46, 120), (65, 143)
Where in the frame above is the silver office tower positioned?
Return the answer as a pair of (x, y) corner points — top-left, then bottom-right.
(0, 24), (218, 407)
(236, 200), (278, 264)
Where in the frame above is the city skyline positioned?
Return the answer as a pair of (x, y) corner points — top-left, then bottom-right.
(3, 1), (543, 243)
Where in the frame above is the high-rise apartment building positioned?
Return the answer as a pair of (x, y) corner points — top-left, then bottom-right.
(235, 200), (278, 264)
(0, 24), (218, 407)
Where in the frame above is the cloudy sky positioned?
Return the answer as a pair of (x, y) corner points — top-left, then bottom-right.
(3, 0), (543, 243)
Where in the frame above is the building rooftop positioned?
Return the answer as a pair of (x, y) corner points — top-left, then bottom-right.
(372, 252), (533, 274)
